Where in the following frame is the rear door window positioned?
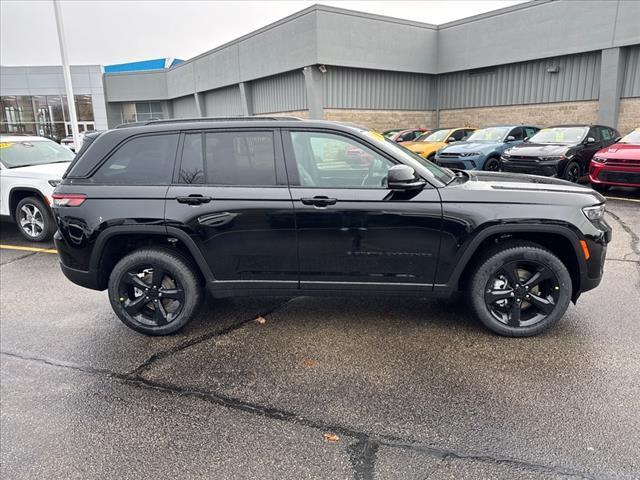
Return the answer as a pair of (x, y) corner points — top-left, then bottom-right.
(92, 134), (178, 185)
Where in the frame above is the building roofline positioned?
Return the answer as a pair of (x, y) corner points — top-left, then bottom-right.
(438, 0), (549, 29)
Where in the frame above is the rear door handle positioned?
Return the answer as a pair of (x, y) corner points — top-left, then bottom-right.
(176, 194), (212, 205)
(301, 196), (337, 207)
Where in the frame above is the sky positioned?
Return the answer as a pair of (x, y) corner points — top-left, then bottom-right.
(1, 0), (526, 66)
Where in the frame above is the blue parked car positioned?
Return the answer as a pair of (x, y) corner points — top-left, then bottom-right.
(434, 125), (540, 171)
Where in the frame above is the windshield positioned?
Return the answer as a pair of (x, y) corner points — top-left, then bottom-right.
(528, 127), (588, 145)
(417, 129), (450, 142)
(0, 140), (75, 168)
(467, 127), (510, 142)
(619, 129), (640, 144)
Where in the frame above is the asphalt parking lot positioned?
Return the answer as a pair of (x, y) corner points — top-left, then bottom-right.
(1, 190), (639, 480)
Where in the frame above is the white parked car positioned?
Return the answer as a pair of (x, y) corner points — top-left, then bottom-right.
(0, 135), (75, 242)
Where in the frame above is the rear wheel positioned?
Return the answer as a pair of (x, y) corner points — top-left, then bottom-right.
(468, 242), (572, 337)
(563, 161), (581, 183)
(15, 196), (55, 242)
(108, 248), (202, 335)
(483, 157), (500, 171)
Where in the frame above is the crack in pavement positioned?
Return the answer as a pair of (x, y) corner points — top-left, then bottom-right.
(1, 350), (600, 480)
(0, 251), (38, 266)
(605, 210), (640, 259)
(128, 299), (294, 377)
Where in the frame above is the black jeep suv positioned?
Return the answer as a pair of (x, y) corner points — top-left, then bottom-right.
(53, 118), (611, 337)
(500, 124), (620, 182)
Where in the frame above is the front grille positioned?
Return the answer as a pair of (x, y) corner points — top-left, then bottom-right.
(442, 161), (466, 169)
(439, 152), (460, 158)
(606, 158), (640, 167)
(597, 171), (640, 184)
(507, 156), (538, 163)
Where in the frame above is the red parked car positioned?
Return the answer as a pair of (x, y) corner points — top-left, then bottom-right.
(384, 128), (428, 143)
(589, 128), (640, 191)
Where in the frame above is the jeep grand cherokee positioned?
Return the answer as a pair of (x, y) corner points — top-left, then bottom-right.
(53, 118), (611, 337)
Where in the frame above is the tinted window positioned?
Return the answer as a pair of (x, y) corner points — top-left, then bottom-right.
(451, 129), (467, 141)
(179, 133), (204, 184)
(588, 127), (601, 142)
(289, 131), (394, 188)
(204, 131), (276, 185)
(524, 127), (538, 139)
(509, 127), (524, 141)
(92, 134), (177, 185)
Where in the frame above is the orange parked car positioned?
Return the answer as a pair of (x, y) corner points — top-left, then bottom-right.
(402, 127), (476, 159)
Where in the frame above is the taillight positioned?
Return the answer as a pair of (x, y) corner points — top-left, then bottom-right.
(52, 193), (87, 207)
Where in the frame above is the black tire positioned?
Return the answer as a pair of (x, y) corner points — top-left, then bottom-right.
(483, 157), (500, 171)
(562, 161), (581, 183)
(467, 241), (572, 337)
(15, 196), (55, 242)
(108, 248), (203, 335)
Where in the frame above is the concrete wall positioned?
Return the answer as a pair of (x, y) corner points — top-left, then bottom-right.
(171, 95), (198, 118)
(438, 101), (599, 129)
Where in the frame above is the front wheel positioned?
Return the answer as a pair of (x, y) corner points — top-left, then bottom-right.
(483, 157), (500, 171)
(15, 196), (55, 242)
(563, 161), (581, 183)
(468, 242), (572, 337)
(108, 248), (203, 335)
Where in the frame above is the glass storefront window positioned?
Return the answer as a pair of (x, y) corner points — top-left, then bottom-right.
(120, 102), (164, 123)
(1, 94), (96, 141)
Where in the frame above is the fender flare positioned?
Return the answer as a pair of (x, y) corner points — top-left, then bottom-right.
(445, 222), (586, 289)
(89, 225), (214, 285)
(8, 186), (49, 219)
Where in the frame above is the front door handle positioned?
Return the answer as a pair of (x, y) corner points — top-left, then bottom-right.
(301, 196), (337, 207)
(176, 194), (212, 205)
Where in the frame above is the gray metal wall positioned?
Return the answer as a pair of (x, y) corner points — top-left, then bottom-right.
(324, 67), (434, 110)
(622, 45), (640, 98)
(171, 95), (198, 118)
(252, 70), (307, 114)
(204, 86), (243, 116)
(438, 51), (601, 110)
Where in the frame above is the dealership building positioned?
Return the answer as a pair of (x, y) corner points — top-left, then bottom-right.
(1, 0), (639, 139)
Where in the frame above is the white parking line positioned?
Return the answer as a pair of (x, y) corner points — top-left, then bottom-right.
(605, 196), (640, 204)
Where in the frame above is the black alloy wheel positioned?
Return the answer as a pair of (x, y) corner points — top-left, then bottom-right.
(484, 260), (560, 328)
(108, 248), (202, 335)
(117, 265), (185, 328)
(563, 161), (581, 183)
(484, 157), (500, 171)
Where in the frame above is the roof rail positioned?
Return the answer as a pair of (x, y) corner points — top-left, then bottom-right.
(115, 116), (303, 128)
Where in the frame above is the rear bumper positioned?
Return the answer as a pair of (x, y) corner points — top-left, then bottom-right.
(589, 162), (640, 187)
(54, 231), (103, 290)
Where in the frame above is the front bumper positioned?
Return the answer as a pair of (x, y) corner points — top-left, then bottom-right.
(435, 156), (482, 170)
(500, 158), (561, 176)
(589, 162), (640, 187)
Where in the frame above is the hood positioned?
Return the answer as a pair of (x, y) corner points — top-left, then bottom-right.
(406, 141), (444, 152)
(440, 170), (605, 207)
(1, 161), (71, 179)
(441, 141), (497, 154)
(595, 143), (640, 161)
(506, 143), (571, 157)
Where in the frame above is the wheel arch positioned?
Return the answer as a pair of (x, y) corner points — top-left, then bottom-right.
(9, 187), (49, 221)
(90, 226), (214, 290)
(450, 224), (585, 300)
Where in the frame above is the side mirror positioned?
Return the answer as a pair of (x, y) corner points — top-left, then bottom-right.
(446, 136), (456, 143)
(586, 137), (596, 144)
(387, 165), (426, 191)
(505, 135), (516, 142)
(524, 136), (530, 142)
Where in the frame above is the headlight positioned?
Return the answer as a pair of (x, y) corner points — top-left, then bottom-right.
(460, 152), (480, 157)
(592, 156), (607, 164)
(502, 150), (512, 158)
(540, 156), (564, 162)
(582, 204), (605, 222)
(48, 179), (61, 187)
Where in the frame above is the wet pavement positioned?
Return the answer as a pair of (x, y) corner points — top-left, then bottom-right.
(1, 190), (639, 480)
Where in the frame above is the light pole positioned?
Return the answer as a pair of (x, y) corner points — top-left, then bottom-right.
(52, 0), (80, 149)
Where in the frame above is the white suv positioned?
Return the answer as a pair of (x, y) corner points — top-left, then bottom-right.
(0, 135), (75, 242)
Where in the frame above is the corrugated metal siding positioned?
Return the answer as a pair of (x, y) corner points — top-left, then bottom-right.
(622, 45), (640, 98)
(252, 70), (307, 114)
(204, 86), (242, 116)
(324, 67), (433, 110)
(172, 95), (198, 118)
(439, 51), (601, 109)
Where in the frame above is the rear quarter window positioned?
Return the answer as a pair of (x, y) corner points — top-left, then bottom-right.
(91, 134), (178, 185)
